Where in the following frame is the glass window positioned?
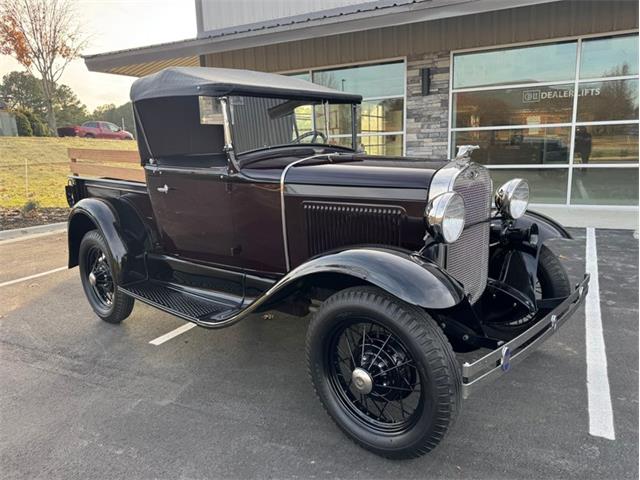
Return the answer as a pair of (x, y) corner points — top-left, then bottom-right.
(333, 134), (403, 156)
(359, 135), (403, 156)
(580, 34), (639, 79)
(315, 104), (353, 136)
(229, 96), (353, 154)
(452, 127), (570, 165)
(199, 96), (224, 125)
(570, 167), (639, 205)
(453, 42), (577, 89)
(287, 72), (311, 81)
(489, 168), (569, 204)
(576, 79), (639, 122)
(313, 62), (404, 98)
(573, 124), (639, 164)
(453, 84), (574, 127)
(361, 98), (404, 133)
(293, 104), (313, 135)
(452, 34), (639, 207)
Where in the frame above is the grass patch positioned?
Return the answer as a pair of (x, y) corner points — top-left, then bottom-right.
(0, 137), (138, 208)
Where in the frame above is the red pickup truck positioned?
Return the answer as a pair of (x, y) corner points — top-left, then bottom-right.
(57, 121), (134, 140)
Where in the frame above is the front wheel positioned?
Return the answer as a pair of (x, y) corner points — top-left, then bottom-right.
(306, 286), (461, 459)
(79, 230), (134, 324)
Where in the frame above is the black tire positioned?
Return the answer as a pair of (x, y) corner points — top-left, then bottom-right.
(79, 230), (134, 324)
(84, 133), (94, 138)
(486, 244), (571, 336)
(306, 286), (461, 459)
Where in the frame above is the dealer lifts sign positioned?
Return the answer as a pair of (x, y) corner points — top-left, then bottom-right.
(522, 87), (601, 103)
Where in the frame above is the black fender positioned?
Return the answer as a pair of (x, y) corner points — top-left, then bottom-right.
(67, 198), (144, 283)
(516, 209), (572, 241)
(259, 247), (466, 311)
(487, 209), (572, 315)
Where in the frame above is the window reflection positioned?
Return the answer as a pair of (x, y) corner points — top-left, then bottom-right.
(453, 127), (570, 165)
(571, 168), (639, 205)
(454, 84), (574, 127)
(580, 34), (639, 79)
(489, 168), (569, 204)
(453, 41), (577, 89)
(312, 62), (404, 98)
(576, 79), (639, 122)
(361, 98), (404, 133)
(573, 124), (639, 164)
(332, 135), (403, 156)
(360, 135), (403, 156)
(315, 104), (352, 136)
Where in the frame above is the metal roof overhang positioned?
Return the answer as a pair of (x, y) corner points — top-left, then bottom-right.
(84, 0), (562, 77)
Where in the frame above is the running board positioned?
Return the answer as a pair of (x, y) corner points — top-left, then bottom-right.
(120, 281), (242, 326)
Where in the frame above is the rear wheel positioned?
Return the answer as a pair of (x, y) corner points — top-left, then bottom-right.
(306, 286), (460, 459)
(79, 230), (134, 324)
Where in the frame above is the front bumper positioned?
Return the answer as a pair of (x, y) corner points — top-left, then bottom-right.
(461, 273), (590, 399)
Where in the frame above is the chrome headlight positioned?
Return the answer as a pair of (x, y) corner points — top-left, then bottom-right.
(495, 178), (529, 219)
(426, 192), (465, 244)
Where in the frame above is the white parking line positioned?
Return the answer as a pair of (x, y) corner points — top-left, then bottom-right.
(149, 323), (197, 346)
(585, 227), (615, 440)
(0, 266), (68, 288)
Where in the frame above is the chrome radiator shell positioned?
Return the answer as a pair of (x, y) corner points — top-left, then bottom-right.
(428, 161), (492, 303)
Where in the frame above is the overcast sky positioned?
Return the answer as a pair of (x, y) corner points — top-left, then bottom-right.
(0, 0), (197, 110)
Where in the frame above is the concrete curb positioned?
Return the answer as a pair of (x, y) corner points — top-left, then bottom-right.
(0, 222), (67, 242)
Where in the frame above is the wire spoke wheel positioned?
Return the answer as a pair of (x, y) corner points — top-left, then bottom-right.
(326, 319), (425, 434)
(85, 245), (114, 308)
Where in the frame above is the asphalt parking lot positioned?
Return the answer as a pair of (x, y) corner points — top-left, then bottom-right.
(1, 228), (638, 479)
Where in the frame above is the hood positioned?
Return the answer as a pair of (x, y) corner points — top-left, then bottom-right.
(285, 155), (448, 190)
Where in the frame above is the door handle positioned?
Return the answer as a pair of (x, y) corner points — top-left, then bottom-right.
(157, 184), (169, 194)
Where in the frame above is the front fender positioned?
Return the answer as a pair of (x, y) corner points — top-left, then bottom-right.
(516, 209), (572, 241)
(265, 247), (466, 310)
(488, 209), (573, 311)
(67, 198), (130, 282)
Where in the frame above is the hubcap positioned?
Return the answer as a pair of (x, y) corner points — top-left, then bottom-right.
(326, 320), (424, 433)
(85, 248), (114, 307)
(351, 367), (373, 394)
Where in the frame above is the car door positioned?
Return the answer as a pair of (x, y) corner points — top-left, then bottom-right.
(98, 122), (112, 139)
(145, 155), (236, 267)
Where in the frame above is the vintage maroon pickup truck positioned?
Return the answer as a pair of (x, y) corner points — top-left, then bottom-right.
(65, 67), (589, 459)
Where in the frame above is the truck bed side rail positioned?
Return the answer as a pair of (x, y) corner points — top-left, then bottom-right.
(68, 148), (145, 183)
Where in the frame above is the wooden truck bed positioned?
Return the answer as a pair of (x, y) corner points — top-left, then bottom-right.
(68, 148), (146, 183)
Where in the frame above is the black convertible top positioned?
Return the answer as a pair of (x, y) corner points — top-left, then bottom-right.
(130, 67), (362, 103)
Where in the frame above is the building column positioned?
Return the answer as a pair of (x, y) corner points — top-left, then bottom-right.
(405, 51), (450, 159)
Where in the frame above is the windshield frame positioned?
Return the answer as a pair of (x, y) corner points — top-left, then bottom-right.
(224, 95), (359, 156)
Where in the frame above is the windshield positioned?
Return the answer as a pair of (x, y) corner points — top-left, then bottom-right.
(228, 95), (356, 154)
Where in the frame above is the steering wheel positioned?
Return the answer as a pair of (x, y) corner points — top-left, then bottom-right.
(294, 130), (328, 144)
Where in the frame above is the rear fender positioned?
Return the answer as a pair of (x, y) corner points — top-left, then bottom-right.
(260, 247), (466, 311)
(67, 198), (144, 283)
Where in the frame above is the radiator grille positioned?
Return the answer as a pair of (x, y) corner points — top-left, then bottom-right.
(445, 166), (492, 303)
(304, 202), (405, 257)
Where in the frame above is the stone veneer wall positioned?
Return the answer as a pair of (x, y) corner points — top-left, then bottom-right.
(405, 51), (450, 159)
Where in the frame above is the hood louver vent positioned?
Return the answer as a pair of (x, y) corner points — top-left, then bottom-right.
(304, 202), (405, 257)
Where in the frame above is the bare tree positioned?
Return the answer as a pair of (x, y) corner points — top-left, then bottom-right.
(0, 0), (86, 134)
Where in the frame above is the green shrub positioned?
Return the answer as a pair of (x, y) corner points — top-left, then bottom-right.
(22, 109), (49, 136)
(13, 110), (33, 136)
